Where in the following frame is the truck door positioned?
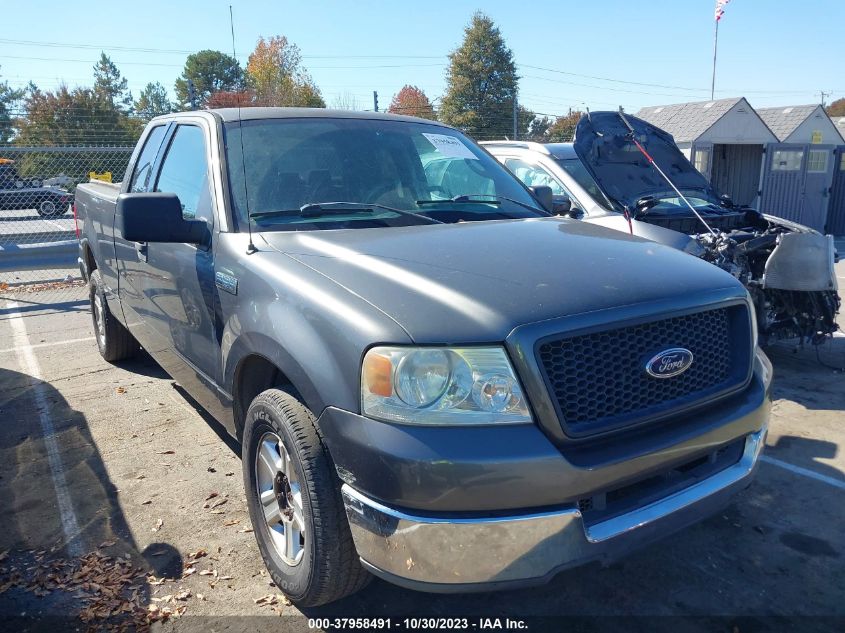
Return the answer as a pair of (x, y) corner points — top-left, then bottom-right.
(134, 123), (221, 404)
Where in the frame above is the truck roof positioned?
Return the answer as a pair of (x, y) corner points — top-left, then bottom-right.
(480, 140), (577, 160)
(155, 107), (450, 127)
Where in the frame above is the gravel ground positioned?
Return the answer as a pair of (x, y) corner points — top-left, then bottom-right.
(0, 253), (842, 632)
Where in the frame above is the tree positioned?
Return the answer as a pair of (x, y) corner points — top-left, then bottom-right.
(388, 85), (436, 119)
(134, 82), (171, 120)
(17, 85), (141, 146)
(525, 114), (553, 141)
(93, 52), (131, 112)
(826, 97), (845, 118)
(331, 91), (361, 110)
(207, 89), (255, 108)
(245, 36), (325, 107)
(175, 50), (243, 109)
(546, 110), (583, 142)
(439, 12), (519, 139)
(0, 68), (24, 143)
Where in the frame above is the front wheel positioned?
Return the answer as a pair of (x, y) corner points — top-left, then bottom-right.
(243, 388), (370, 606)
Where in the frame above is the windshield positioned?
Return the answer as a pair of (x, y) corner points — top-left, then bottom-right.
(555, 158), (614, 211)
(225, 118), (545, 231)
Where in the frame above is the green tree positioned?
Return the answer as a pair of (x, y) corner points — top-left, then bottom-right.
(826, 97), (845, 117)
(134, 82), (171, 120)
(439, 12), (519, 139)
(14, 85), (142, 183)
(93, 52), (131, 111)
(175, 50), (243, 109)
(525, 114), (553, 141)
(0, 68), (24, 143)
(388, 85), (436, 119)
(246, 36), (325, 107)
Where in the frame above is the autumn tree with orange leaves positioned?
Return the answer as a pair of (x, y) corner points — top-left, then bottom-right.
(246, 36), (325, 108)
(388, 85), (436, 120)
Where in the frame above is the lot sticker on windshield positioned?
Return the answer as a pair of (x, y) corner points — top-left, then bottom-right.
(422, 133), (478, 160)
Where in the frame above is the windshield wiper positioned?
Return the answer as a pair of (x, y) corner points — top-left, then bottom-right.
(415, 194), (548, 215)
(250, 201), (443, 224)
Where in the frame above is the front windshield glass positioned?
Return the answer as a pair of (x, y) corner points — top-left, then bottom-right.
(555, 158), (614, 211)
(225, 117), (545, 231)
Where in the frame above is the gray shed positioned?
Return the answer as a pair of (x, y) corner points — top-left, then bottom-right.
(757, 104), (841, 144)
(833, 116), (845, 142)
(636, 97), (776, 206)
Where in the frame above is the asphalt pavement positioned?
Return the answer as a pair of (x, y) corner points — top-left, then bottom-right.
(0, 258), (842, 631)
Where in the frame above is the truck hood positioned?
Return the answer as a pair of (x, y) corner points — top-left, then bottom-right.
(259, 218), (744, 343)
(573, 111), (720, 210)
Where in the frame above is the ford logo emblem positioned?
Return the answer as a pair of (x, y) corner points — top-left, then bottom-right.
(645, 348), (694, 378)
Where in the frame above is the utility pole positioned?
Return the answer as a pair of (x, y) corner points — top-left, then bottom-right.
(513, 96), (518, 140)
(820, 90), (829, 107)
(373, 91), (379, 112)
(187, 79), (197, 111)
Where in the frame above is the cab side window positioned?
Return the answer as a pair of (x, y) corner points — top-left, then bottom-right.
(129, 125), (167, 193)
(154, 125), (213, 224)
(504, 158), (568, 197)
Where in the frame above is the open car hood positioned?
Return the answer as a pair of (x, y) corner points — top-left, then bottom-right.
(573, 111), (721, 210)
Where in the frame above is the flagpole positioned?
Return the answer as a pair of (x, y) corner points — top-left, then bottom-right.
(710, 17), (719, 100)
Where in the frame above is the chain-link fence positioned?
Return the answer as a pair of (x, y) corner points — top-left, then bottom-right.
(0, 146), (134, 304)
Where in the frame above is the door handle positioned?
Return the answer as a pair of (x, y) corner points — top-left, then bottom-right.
(135, 241), (148, 262)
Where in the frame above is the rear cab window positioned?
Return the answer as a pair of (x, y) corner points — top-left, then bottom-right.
(129, 125), (168, 193)
(154, 125), (214, 226)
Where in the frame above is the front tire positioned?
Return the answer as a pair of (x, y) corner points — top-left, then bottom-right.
(243, 388), (370, 606)
(89, 269), (138, 362)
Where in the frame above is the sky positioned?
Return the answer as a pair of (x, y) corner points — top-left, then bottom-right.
(1, 0), (842, 116)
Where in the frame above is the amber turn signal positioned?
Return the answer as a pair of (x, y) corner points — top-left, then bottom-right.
(363, 352), (393, 397)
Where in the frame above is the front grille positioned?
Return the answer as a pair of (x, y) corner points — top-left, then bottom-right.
(537, 305), (751, 437)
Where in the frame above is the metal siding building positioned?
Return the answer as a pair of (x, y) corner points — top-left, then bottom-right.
(638, 99), (845, 234)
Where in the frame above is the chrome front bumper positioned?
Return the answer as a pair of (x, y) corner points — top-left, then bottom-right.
(342, 427), (767, 591)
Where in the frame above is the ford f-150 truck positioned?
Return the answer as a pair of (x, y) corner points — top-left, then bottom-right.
(75, 108), (771, 606)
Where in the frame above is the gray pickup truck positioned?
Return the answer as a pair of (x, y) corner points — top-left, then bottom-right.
(75, 108), (771, 606)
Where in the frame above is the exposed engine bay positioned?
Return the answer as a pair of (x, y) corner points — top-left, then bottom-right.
(573, 111), (841, 344)
(643, 210), (840, 344)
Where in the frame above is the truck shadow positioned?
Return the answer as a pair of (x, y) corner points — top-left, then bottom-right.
(0, 365), (182, 621)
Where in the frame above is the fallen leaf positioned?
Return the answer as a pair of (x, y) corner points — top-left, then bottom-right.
(188, 549), (208, 560)
(141, 500), (152, 505)
(156, 450), (175, 455)
(237, 528), (253, 533)
(151, 518), (163, 533)
(223, 520), (240, 527)
(98, 540), (116, 549)
(197, 593), (206, 601)
(406, 557), (415, 570)
(204, 492), (219, 501)
(225, 472), (234, 476)
(182, 565), (196, 577)
(116, 387), (127, 394)
(219, 575), (233, 580)
(175, 589), (191, 601)
(136, 474), (146, 480)
(199, 570), (215, 576)
(207, 467), (216, 473)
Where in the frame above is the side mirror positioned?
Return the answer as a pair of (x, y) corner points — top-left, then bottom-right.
(118, 193), (207, 244)
(567, 207), (585, 220)
(551, 195), (572, 215)
(530, 185), (553, 212)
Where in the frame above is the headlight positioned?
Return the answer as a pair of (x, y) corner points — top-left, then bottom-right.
(361, 346), (532, 425)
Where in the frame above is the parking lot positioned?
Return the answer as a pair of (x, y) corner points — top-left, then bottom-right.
(0, 248), (843, 631)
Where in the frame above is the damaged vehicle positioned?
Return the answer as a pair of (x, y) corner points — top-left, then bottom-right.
(483, 111), (840, 344)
